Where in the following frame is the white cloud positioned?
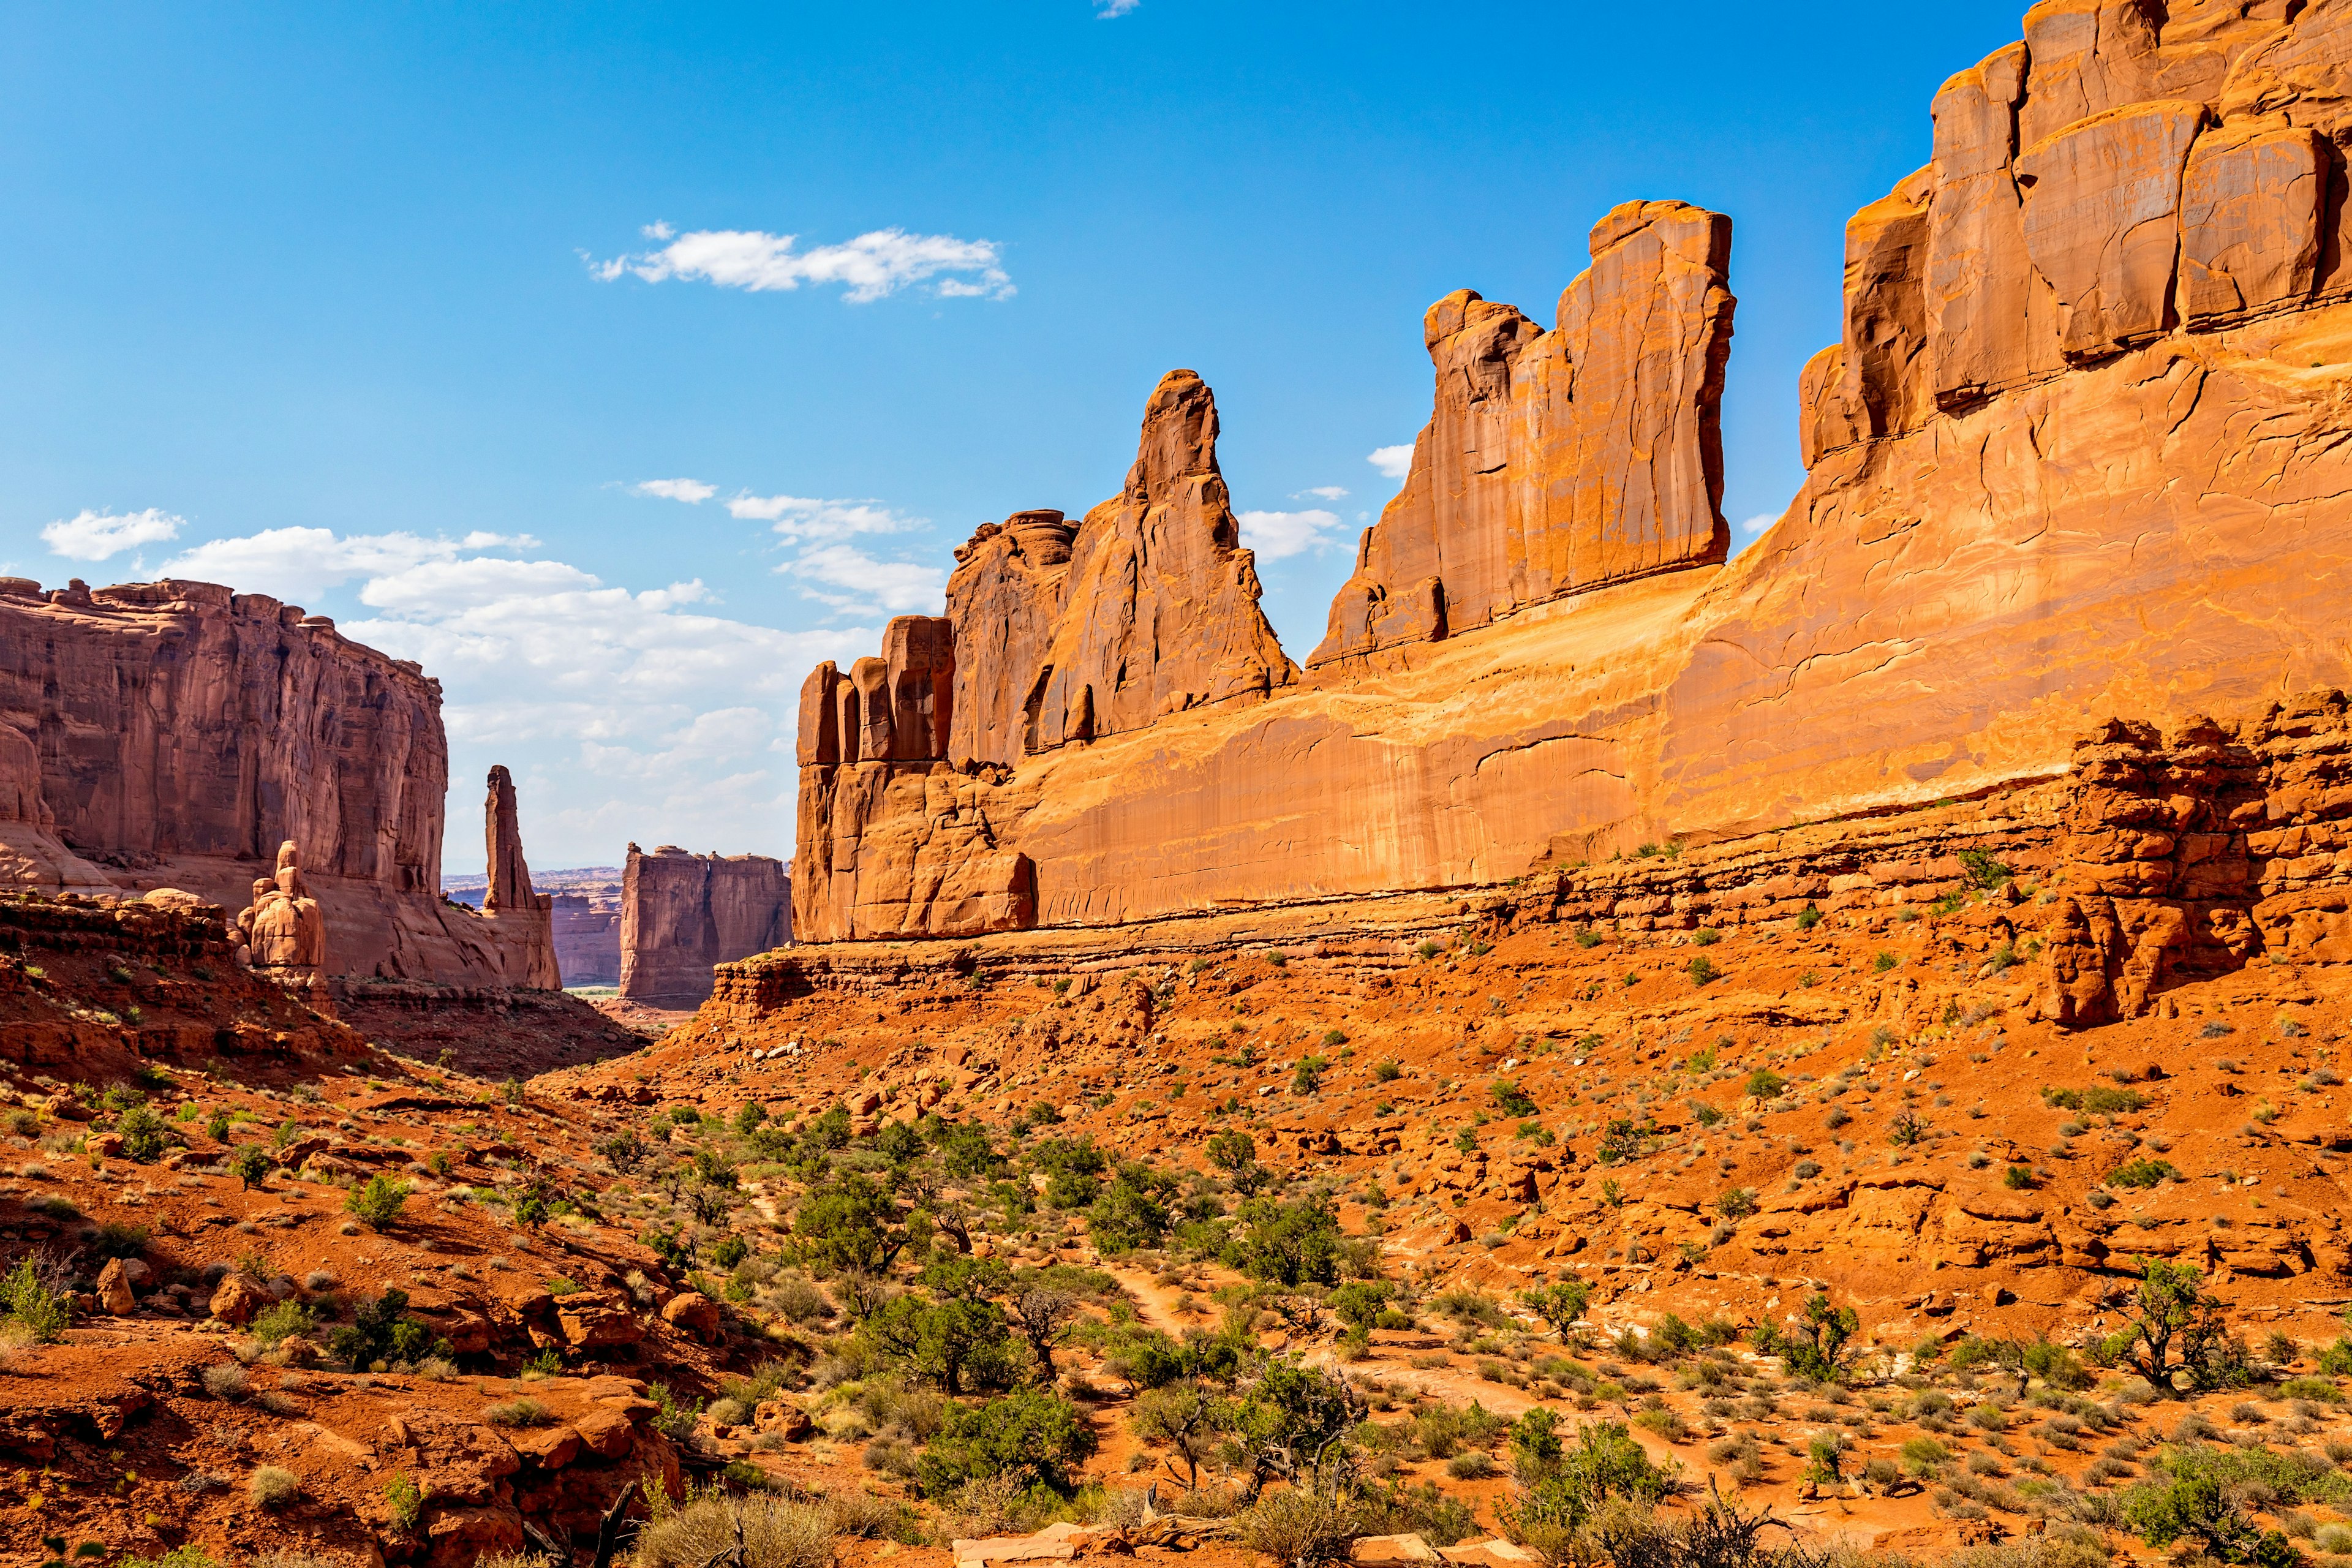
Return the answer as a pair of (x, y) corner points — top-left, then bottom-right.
(1237, 508), (1342, 562)
(1096, 0), (1140, 13)
(790, 544), (948, 614)
(1739, 513), (1777, 536)
(1368, 445), (1415, 482)
(630, 478), (716, 503)
(41, 507), (183, 561)
(725, 492), (916, 545)
(1295, 486), (1349, 502)
(590, 223), (1013, 303)
(159, 527), (537, 605)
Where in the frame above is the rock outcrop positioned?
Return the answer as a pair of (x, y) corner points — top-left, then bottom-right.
(482, 766), (561, 990)
(791, 0), (2352, 948)
(550, 891), (621, 986)
(617, 845), (791, 1008)
(0, 578), (560, 985)
(1312, 200), (1735, 665)
(234, 840), (329, 996)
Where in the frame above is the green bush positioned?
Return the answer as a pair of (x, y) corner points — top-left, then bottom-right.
(2107, 1158), (2180, 1189)
(248, 1300), (315, 1347)
(325, 1289), (448, 1372)
(384, 1472), (421, 1531)
(1686, 955), (1718, 986)
(1491, 1079), (1537, 1117)
(1226, 1196), (1345, 1286)
(1743, 1068), (1785, 1100)
(917, 1389), (1097, 1496)
(116, 1104), (169, 1164)
(345, 1174), (410, 1232)
(228, 1145), (272, 1189)
(0, 1256), (68, 1342)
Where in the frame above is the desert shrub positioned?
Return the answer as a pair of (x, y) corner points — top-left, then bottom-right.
(633, 1493), (836, 1568)
(201, 1363), (250, 1401)
(248, 1300), (314, 1347)
(384, 1472), (422, 1531)
(117, 1104), (170, 1164)
(345, 1174), (410, 1231)
(484, 1397), (553, 1427)
(1238, 1488), (1360, 1568)
(919, 1389), (1098, 1496)
(0, 1255), (68, 1343)
(248, 1464), (300, 1510)
(2106, 1158), (2179, 1189)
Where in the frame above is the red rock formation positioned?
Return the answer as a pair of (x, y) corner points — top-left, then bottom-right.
(618, 844), (791, 1008)
(788, 0), (2352, 947)
(551, 890), (622, 986)
(945, 510), (1076, 769)
(0, 577), (558, 985)
(1027, 371), (1294, 746)
(482, 766), (562, 989)
(1311, 200), (1735, 665)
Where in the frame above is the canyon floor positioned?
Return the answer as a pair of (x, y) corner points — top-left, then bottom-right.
(7, 853), (2352, 1568)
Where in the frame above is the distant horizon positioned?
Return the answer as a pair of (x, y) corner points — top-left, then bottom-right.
(1, 1), (2033, 872)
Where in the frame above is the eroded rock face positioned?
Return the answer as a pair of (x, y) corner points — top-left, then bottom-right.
(787, 0), (2352, 947)
(1311, 200), (1736, 665)
(0, 579), (561, 985)
(1028, 371), (1295, 747)
(617, 844), (791, 1008)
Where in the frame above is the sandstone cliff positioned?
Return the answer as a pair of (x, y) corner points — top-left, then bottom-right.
(617, 844), (791, 1008)
(0, 577), (559, 986)
(1312, 200), (1735, 666)
(793, 0), (2352, 954)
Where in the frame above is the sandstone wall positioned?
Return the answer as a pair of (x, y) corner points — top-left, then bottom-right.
(551, 892), (621, 986)
(0, 577), (557, 984)
(791, 0), (2352, 946)
(1311, 200), (1735, 666)
(619, 844), (791, 1008)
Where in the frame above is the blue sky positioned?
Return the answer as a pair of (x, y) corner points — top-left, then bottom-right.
(0, 1), (2028, 873)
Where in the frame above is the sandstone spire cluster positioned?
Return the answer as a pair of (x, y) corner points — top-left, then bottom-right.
(791, 0), (2352, 952)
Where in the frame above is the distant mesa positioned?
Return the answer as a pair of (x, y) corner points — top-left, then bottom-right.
(618, 843), (791, 1009)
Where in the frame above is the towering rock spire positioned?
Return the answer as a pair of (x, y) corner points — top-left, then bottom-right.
(482, 765), (560, 989)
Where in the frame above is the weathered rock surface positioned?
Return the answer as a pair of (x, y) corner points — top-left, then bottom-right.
(1311, 200), (1736, 665)
(481, 765), (561, 989)
(617, 843), (790, 1007)
(790, 0), (2352, 948)
(0, 578), (560, 985)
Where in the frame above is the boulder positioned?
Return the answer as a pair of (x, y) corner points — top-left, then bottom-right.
(208, 1272), (269, 1327)
(94, 1258), (135, 1316)
(659, 1291), (722, 1343)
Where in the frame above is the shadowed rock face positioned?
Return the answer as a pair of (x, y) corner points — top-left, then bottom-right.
(791, 0), (2352, 946)
(619, 845), (791, 1008)
(0, 578), (556, 984)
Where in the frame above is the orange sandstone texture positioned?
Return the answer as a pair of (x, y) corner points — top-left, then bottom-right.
(796, 0), (2352, 947)
(616, 842), (791, 1008)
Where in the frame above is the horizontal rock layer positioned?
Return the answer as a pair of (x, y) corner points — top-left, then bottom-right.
(617, 843), (791, 1008)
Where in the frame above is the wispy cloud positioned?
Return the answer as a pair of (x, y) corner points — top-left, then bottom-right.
(1237, 508), (1343, 562)
(790, 544), (946, 615)
(160, 528), (538, 604)
(590, 221), (1013, 303)
(1096, 0), (1140, 13)
(630, 478), (716, 503)
(1294, 486), (1349, 502)
(41, 507), (184, 561)
(723, 492), (914, 545)
(1368, 445), (1415, 482)
(1739, 513), (1777, 536)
